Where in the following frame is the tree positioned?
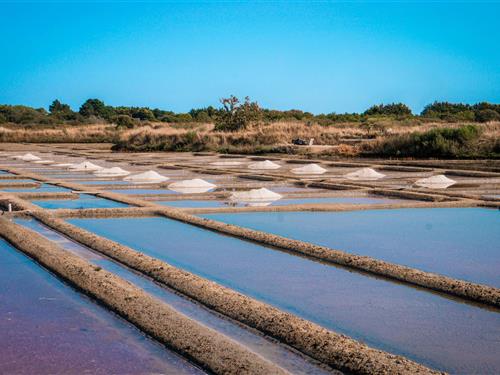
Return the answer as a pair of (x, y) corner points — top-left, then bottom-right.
(113, 115), (136, 129)
(364, 103), (412, 117)
(49, 99), (75, 121)
(214, 95), (261, 131)
(79, 99), (113, 119)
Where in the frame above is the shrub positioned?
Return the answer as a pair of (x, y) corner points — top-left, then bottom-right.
(368, 124), (486, 158)
(214, 96), (261, 131)
(113, 115), (136, 129)
(475, 109), (500, 123)
(364, 103), (412, 117)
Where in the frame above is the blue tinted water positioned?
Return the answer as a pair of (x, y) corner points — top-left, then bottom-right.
(69, 216), (500, 374)
(2, 183), (70, 193)
(109, 189), (178, 195)
(32, 194), (128, 209)
(204, 208), (500, 288)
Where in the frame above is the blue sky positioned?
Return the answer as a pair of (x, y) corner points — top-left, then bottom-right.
(0, 1), (499, 114)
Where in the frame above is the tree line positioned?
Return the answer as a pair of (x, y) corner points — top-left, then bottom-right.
(1, 97), (499, 130)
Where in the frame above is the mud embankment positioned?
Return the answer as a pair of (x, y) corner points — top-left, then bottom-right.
(32, 212), (437, 375)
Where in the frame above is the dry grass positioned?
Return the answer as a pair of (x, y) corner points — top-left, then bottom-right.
(0, 124), (117, 143)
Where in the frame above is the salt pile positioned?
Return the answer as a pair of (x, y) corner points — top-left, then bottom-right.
(13, 153), (41, 161)
(415, 175), (456, 189)
(210, 161), (243, 167)
(124, 170), (169, 184)
(248, 160), (281, 170)
(69, 161), (104, 172)
(32, 160), (54, 164)
(52, 163), (75, 168)
(230, 188), (282, 207)
(168, 178), (216, 194)
(344, 168), (385, 181)
(94, 167), (130, 177)
(291, 163), (327, 175)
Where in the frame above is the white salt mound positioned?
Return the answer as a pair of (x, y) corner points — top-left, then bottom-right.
(230, 188), (282, 202)
(415, 175), (456, 189)
(94, 167), (130, 177)
(168, 178), (216, 194)
(248, 160), (281, 170)
(69, 161), (104, 171)
(124, 170), (169, 184)
(210, 161), (243, 166)
(344, 168), (385, 181)
(52, 163), (75, 168)
(13, 153), (41, 161)
(32, 160), (54, 164)
(291, 163), (327, 175)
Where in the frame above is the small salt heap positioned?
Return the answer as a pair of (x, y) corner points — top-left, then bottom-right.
(69, 161), (104, 171)
(124, 170), (169, 184)
(168, 178), (216, 194)
(248, 160), (281, 170)
(52, 163), (75, 168)
(230, 187), (282, 207)
(13, 153), (41, 161)
(291, 163), (327, 175)
(344, 168), (385, 181)
(415, 175), (456, 189)
(94, 167), (130, 177)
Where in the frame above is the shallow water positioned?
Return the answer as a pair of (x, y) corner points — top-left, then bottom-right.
(69, 216), (500, 374)
(32, 194), (128, 209)
(159, 196), (405, 208)
(0, 238), (203, 375)
(17, 218), (332, 375)
(204, 208), (500, 288)
(77, 180), (132, 185)
(0, 179), (37, 184)
(2, 183), (70, 193)
(109, 188), (179, 195)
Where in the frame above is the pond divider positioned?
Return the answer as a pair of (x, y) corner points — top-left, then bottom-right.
(30, 212), (436, 374)
(0, 218), (287, 375)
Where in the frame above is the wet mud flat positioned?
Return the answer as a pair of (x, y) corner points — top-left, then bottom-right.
(0, 238), (204, 375)
(68, 216), (500, 374)
(203, 208), (500, 288)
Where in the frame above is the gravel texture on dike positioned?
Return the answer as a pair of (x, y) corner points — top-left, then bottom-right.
(32, 212), (438, 375)
(0, 218), (288, 375)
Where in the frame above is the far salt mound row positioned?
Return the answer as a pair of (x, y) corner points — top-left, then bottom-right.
(124, 170), (169, 184)
(230, 188), (282, 207)
(32, 160), (54, 164)
(291, 163), (327, 175)
(210, 161), (244, 167)
(344, 168), (385, 181)
(168, 178), (216, 194)
(69, 161), (104, 172)
(94, 167), (130, 177)
(248, 160), (281, 170)
(12, 153), (41, 161)
(415, 175), (456, 189)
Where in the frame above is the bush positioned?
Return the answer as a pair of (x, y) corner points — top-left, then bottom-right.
(364, 103), (412, 117)
(113, 115), (136, 129)
(214, 96), (261, 131)
(368, 124), (486, 158)
(475, 109), (500, 123)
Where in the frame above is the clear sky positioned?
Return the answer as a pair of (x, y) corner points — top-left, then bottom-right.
(1, 1), (499, 114)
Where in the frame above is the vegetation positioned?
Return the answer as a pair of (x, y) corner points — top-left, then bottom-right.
(367, 124), (499, 158)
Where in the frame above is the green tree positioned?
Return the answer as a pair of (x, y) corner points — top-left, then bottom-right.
(79, 99), (113, 119)
(214, 95), (261, 131)
(364, 103), (412, 117)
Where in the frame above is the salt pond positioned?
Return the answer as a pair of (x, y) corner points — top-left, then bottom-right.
(69, 216), (500, 373)
(204, 208), (500, 288)
(2, 183), (70, 193)
(0, 238), (203, 375)
(32, 194), (128, 209)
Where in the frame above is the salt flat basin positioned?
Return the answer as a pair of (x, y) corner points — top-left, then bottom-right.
(0, 179), (37, 184)
(69, 216), (500, 374)
(17, 218), (333, 375)
(32, 194), (128, 210)
(159, 196), (405, 208)
(2, 183), (70, 193)
(204, 208), (500, 288)
(0, 238), (203, 375)
(77, 180), (133, 185)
